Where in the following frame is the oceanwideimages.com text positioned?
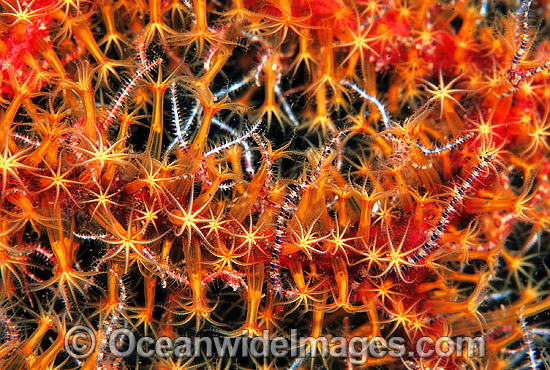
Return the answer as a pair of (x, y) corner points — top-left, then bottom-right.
(65, 326), (486, 365)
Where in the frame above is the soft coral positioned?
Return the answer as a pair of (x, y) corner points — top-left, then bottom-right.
(0, 0), (60, 97)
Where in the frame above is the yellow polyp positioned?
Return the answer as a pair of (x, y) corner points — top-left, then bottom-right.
(145, 275), (157, 316)
(414, 0), (431, 27)
(102, 162), (120, 185)
(277, 0), (293, 14)
(291, 30), (313, 74)
(190, 274), (207, 333)
(298, 305), (326, 359)
(417, 167), (441, 195)
(281, 242), (300, 256)
(413, 202), (426, 228)
(305, 187), (333, 231)
(514, 294), (550, 322)
(93, 209), (129, 244)
(13, 22), (27, 42)
(80, 349), (99, 370)
(441, 151), (453, 180)
(320, 34), (335, 81)
(20, 51), (51, 88)
(514, 288), (539, 308)
(488, 94), (513, 125)
(471, 305), (515, 336)
(447, 270), (485, 283)
(450, 293), (550, 337)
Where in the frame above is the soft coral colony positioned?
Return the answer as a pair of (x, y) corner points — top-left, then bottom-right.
(1, 0), (550, 369)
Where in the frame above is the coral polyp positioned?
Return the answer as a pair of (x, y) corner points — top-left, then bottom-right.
(1, 0), (550, 369)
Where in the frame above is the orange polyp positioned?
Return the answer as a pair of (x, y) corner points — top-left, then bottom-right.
(20, 315), (55, 359)
(225, 146), (245, 190)
(182, 241), (215, 332)
(307, 304), (324, 339)
(0, 250), (18, 297)
(356, 184), (379, 240)
(66, 19), (112, 67)
(186, 96), (219, 163)
(0, 75), (35, 143)
(229, 163), (268, 222)
(36, 38), (67, 80)
(132, 275), (157, 335)
(194, 168), (225, 208)
(103, 264), (122, 316)
(388, 165), (414, 212)
(288, 259), (306, 291)
(241, 264), (264, 336)
(331, 256), (350, 309)
(428, 272), (490, 325)
(191, 0), (208, 54)
(263, 54), (278, 110)
(6, 191), (44, 232)
(146, 67), (166, 160)
(69, 62), (97, 139)
(100, 3), (117, 38)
